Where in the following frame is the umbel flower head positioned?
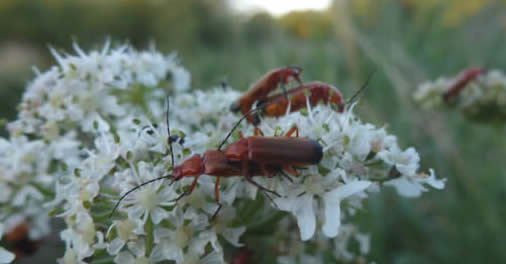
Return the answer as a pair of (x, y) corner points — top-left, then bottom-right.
(414, 68), (506, 123)
(0, 42), (445, 264)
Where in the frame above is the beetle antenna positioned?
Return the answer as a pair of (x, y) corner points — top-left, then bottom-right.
(217, 107), (261, 150)
(111, 95), (178, 218)
(166, 95), (175, 170)
(345, 70), (375, 107)
(110, 174), (174, 218)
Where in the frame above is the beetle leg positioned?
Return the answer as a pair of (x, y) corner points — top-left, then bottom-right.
(170, 175), (200, 202)
(253, 127), (264, 137)
(241, 160), (279, 198)
(211, 176), (223, 220)
(245, 175), (281, 198)
(283, 165), (299, 177)
(285, 126), (299, 137)
(260, 164), (272, 177)
(187, 175), (200, 194)
(280, 72), (288, 99)
(279, 170), (294, 183)
(214, 176), (221, 202)
(241, 160), (250, 178)
(245, 175), (279, 208)
(263, 191), (277, 208)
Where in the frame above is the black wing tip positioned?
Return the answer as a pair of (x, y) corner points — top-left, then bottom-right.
(309, 139), (323, 164)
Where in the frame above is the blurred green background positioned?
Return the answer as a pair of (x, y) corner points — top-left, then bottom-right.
(2, 0), (506, 263)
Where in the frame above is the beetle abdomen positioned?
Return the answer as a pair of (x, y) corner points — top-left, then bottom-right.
(248, 137), (323, 165)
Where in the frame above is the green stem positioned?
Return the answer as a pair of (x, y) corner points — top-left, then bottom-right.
(90, 256), (115, 264)
(99, 187), (119, 196)
(145, 214), (154, 256)
(93, 211), (115, 222)
(32, 182), (55, 197)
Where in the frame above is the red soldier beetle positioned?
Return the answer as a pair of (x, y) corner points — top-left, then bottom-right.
(111, 97), (287, 219)
(218, 125), (323, 179)
(249, 81), (344, 125)
(230, 66), (303, 122)
(442, 67), (484, 102)
(250, 71), (375, 125)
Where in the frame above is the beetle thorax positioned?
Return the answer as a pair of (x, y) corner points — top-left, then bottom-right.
(281, 67), (301, 84)
(224, 139), (248, 160)
(174, 154), (204, 179)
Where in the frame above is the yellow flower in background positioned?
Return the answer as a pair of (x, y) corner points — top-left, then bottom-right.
(350, 0), (492, 27)
(351, 0), (374, 17)
(443, 0), (488, 26)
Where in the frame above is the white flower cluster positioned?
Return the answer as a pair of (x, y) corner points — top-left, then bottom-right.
(0, 43), (445, 264)
(414, 69), (506, 122)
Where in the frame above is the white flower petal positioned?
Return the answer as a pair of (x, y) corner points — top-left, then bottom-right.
(163, 244), (184, 263)
(322, 191), (342, 238)
(201, 251), (225, 264)
(107, 238), (125, 255)
(386, 178), (423, 197)
(333, 181), (372, 200)
(424, 169), (446, 190)
(294, 194), (316, 241)
(150, 207), (168, 224)
(128, 239), (145, 258)
(149, 244), (166, 262)
(0, 247), (15, 264)
(221, 227), (246, 247)
(322, 181), (371, 237)
(114, 251), (135, 264)
(190, 233), (211, 256)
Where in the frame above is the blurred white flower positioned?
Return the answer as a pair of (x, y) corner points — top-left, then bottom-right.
(0, 224), (15, 264)
(106, 219), (141, 255)
(114, 239), (157, 264)
(333, 224), (370, 261)
(414, 68), (506, 122)
(151, 208), (223, 264)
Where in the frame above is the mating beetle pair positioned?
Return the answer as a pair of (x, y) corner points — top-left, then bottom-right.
(112, 66), (372, 219)
(230, 66), (346, 124)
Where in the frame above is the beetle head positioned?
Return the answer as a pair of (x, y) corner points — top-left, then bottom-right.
(283, 66), (303, 85)
(230, 101), (240, 113)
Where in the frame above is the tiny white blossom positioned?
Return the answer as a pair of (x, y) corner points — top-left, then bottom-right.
(115, 162), (175, 224)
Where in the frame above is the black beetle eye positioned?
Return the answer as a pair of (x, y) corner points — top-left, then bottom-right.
(230, 102), (240, 113)
(168, 135), (179, 144)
